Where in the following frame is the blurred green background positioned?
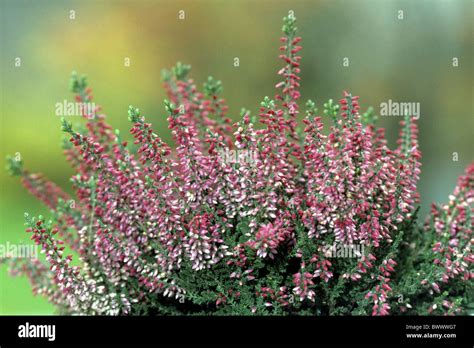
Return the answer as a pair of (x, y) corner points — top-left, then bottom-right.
(0, 0), (472, 314)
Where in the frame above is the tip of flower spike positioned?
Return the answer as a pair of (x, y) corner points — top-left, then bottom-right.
(128, 105), (141, 123)
(60, 117), (73, 134)
(69, 71), (87, 93)
(23, 212), (35, 226)
(260, 96), (275, 110)
(164, 99), (176, 114)
(161, 68), (172, 82)
(6, 154), (24, 176)
(171, 62), (191, 81)
(323, 99), (340, 123)
(239, 108), (249, 118)
(305, 100), (318, 117)
(282, 11), (297, 37)
(203, 76), (223, 97)
(361, 107), (378, 125)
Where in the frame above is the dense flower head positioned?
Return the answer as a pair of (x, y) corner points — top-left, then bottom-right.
(3, 12), (472, 316)
(416, 163), (473, 314)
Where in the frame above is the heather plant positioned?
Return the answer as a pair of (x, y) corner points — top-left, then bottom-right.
(2, 13), (473, 316)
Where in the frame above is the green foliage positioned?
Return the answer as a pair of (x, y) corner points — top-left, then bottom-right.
(6, 154), (24, 176)
(282, 11), (297, 37)
(69, 71), (87, 94)
(128, 105), (141, 123)
(323, 99), (339, 124)
(203, 76), (223, 97)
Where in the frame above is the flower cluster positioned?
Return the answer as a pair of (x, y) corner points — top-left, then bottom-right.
(3, 12), (472, 316)
(416, 163), (473, 314)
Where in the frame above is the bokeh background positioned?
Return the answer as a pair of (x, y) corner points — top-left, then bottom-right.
(0, 0), (472, 314)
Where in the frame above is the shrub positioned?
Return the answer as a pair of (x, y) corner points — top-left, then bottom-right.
(3, 12), (472, 315)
